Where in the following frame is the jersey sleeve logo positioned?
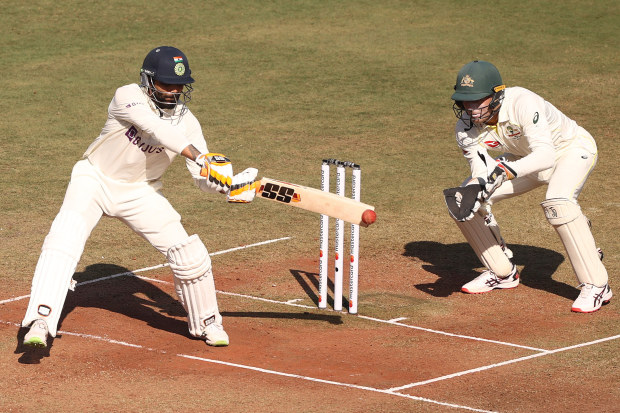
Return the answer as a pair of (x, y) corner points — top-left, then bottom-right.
(484, 140), (501, 148)
(533, 112), (539, 124)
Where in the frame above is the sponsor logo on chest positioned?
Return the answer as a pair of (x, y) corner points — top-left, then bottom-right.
(125, 125), (165, 154)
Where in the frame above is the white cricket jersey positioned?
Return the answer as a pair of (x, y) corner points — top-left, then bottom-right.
(455, 86), (585, 179)
(83, 83), (207, 183)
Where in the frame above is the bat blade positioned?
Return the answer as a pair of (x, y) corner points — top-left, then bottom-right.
(256, 177), (375, 227)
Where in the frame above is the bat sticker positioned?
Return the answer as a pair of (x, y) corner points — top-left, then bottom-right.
(259, 182), (300, 203)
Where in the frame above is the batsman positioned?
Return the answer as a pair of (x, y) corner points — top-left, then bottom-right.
(444, 60), (612, 313)
(21, 46), (258, 348)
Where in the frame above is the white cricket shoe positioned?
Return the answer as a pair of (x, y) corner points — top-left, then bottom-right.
(202, 323), (229, 347)
(24, 319), (49, 348)
(462, 265), (520, 294)
(571, 283), (612, 313)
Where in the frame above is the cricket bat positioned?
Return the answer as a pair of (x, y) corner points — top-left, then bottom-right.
(255, 177), (376, 227)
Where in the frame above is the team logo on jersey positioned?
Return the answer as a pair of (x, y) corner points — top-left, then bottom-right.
(505, 125), (522, 139)
(460, 74), (475, 88)
(533, 112), (539, 124)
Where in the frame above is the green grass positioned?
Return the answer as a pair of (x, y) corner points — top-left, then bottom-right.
(1, 0), (618, 292)
(1, 2), (619, 412)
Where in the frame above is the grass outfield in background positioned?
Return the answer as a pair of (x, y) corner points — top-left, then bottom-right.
(1, 1), (619, 411)
(2, 1), (618, 310)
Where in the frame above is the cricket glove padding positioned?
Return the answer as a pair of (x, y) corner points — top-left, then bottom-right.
(443, 178), (485, 221)
(196, 153), (233, 194)
(167, 234), (222, 337)
(482, 160), (517, 202)
(228, 167), (259, 203)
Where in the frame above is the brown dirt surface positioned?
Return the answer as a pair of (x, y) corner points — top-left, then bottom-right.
(1, 249), (619, 412)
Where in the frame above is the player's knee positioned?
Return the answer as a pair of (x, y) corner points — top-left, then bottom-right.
(167, 234), (212, 280)
(42, 210), (90, 260)
(541, 198), (581, 226)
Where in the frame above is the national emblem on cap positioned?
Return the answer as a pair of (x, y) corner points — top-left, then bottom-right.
(175, 63), (185, 76)
(460, 74), (475, 88)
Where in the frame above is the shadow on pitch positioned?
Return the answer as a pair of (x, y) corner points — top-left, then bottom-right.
(63, 263), (188, 333)
(404, 241), (577, 300)
(15, 263), (342, 362)
(15, 326), (53, 364)
(220, 269), (342, 324)
(289, 268), (350, 311)
(16, 263), (186, 363)
(221, 311), (342, 325)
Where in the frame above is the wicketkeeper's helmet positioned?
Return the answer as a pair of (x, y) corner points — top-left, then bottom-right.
(451, 60), (505, 127)
(140, 46), (194, 115)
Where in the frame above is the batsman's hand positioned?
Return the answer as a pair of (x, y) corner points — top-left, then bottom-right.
(444, 179), (485, 221)
(196, 153), (233, 194)
(482, 160), (517, 201)
(228, 168), (259, 203)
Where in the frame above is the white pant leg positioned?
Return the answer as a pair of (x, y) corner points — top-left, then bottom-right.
(115, 187), (189, 254)
(546, 131), (597, 201)
(486, 174), (544, 204)
(114, 185), (222, 337)
(22, 160), (105, 336)
(463, 153), (545, 206)
(542, 132), (606, 286)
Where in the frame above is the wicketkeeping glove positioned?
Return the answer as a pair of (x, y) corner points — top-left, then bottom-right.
(443, 179), (485, 222)
(196, 153), (233, 194)
(228, 168), (259, 203)
(482, 160), (517, 201)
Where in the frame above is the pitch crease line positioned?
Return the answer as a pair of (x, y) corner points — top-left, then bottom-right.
(386, 333), (620, 392)
(0, 320), (493, 413)
(204, 292), (548, 352)
(178, 354), (495, 412)
(0, 236), (292, 305)
(358, 315), (547, 352)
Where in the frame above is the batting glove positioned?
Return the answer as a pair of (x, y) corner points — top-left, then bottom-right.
(482, 160), (517, 202)
(228, 168), (259, 203)
(196, 153), (233, 194)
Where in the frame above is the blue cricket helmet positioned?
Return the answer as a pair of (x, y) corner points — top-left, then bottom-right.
(141, 46), (194, 85)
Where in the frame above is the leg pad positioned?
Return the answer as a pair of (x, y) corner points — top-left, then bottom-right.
(455, 212), (514, 277)
(541, 198), (607, 286)
(167, 234), (221, 337)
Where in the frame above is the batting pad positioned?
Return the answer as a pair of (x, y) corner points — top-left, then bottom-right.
(167, 234), (221, 338)
(455, 211), (514, 277)
(22, 210), (90, 337)
(541, 198), (608, 287)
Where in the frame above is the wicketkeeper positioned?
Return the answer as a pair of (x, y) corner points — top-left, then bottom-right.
(444, 60), (612, 313)
(22, 46), (258, 348)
